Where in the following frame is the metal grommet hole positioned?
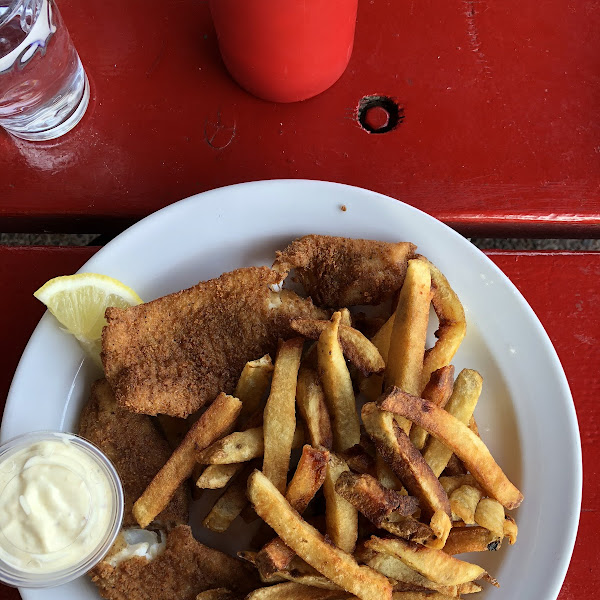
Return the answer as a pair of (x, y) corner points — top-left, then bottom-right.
(357, 95), (403, 134)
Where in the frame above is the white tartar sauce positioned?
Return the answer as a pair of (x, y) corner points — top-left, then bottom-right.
(0, 438), (114, 573)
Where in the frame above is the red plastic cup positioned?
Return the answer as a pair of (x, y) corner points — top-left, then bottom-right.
(209, 0), (358, 103)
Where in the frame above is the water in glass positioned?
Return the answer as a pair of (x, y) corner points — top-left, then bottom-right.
(0, 0), (89, 141)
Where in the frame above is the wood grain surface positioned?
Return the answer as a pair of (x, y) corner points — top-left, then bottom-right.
(1, 0), (598, 235)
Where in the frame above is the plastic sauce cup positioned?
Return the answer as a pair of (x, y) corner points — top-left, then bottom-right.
(0, 431), (124, 588)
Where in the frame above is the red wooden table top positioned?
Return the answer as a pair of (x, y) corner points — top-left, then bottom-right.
(0, 246), (597, 599)
(1, 0), (599, 236)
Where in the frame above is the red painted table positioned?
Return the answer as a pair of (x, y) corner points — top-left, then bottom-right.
(1, 0), (598, 597)
(0, 246), (597, 599)
(1, 0), (599, 236)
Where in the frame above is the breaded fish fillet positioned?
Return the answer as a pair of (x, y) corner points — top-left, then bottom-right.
(102, 267), (326, 418)
(273, 235), (416, 307)
(90, 525), (258, 600)
(79, 379), (189, 528)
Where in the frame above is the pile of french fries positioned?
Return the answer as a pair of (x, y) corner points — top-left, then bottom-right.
(132, 256), (523, 600)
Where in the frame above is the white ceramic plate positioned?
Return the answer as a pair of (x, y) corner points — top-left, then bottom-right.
(2, 180), (581, 600)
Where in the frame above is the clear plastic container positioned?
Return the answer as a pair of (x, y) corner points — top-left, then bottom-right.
(0, 431), (124, 588)
(0, 0), (90, 140)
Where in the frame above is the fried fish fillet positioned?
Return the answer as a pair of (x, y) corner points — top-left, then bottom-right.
(90, 525), (258, 600)
(102, 267), (326, 418)
(79, 379), (189, 528)
(272, 235), (416, 307)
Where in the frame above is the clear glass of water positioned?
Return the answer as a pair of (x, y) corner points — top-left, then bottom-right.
(0, 0), (89, 141)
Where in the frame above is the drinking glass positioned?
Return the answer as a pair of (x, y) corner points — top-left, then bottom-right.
(0, 0), (89, 141)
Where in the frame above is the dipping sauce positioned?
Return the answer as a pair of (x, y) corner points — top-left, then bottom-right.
(0, 435), (117, 574)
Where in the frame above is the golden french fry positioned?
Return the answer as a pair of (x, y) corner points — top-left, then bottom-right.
(263, 338), (304, 493)
(287, 445), (330, 513)
(375, 453), (404, 491)
(340, 445), (377, 477)
(133, 393), (241, 528)
(255, 539), (296, 579)
(372, 431), (403, 492)
(379, 513), (434, 545)
(197, 426), (304, 464)
(442, 525), (502, 555)
(203, 464), (254, 533)
(468, 416), (479, 437)
(296, 367), (333, 450)
(257, 445), (330, 576)
(428, 511), (452, 550)
(236, 354), (274, 425)
(195, 589), (236, 600)
(439, 475), (479, 496)
(274, 572), (342, 591)
(318, 312), (361, 452)
(323, 454), (358, 553)
(196, 463), (243, 489)
(200, 355), (272, 498)
(422, 369), (482, 477)
(378, 390), (523, 510)
(267, 556), (342, 588)
(359, 315), (394, 403)
(365, 537), (491, 587)
(334, 472), (419, 527)
(298, 305), (353, 375)
(457, 582), (483, 595)
(364, 552), (458, 596)
(203, 496), (245, 534)
(503, 514), (518, 544)
(245, 552), (314, 585)
(474, 498), (505, 537)
(384, 259), (432, 433)
(362, 403), (451, 548)
(449, 485), (483, 524)
(339, 308), (352, 327)
(197, 428), (262, 464)
(246, 582), (348, 600)
(370, 313), (394, 351)
(418, 258), (466, 393)
(291, 318), (385, 376)
(247, 470), (393, 600)
(409, 366), (455, 451)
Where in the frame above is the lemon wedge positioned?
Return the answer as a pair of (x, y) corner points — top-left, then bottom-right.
(34, 273), (143, 366)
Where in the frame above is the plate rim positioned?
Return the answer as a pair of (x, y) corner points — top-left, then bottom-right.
(3, 179), (582, 600)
